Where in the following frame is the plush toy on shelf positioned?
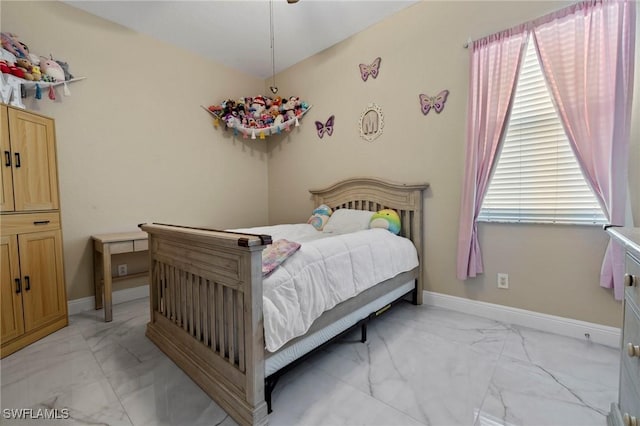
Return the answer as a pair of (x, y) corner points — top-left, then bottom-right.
(15, 58), (33, 81)
(55, 60), (73, 81)
(30, 65), (41, 81)
(39, 57), (64, 82)
(1, 32), (29, 59)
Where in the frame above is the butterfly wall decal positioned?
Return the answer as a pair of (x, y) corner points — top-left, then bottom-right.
(359, 57), (382, 82)
(315, 115), (335, 139)
(419, 90), (450, 115)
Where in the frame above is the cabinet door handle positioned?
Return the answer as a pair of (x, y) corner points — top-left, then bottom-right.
(24, 276), (30, 291)
(14, 152), (21, 168)
(4, 151), (11, 167)
(33, 220), (50, 225)
(624, 274), (636, 287)
(15, 278), (21, 294)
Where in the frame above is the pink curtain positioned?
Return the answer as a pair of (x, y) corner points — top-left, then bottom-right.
(456, 27), (528, 280)
(532, 0), (636, 300)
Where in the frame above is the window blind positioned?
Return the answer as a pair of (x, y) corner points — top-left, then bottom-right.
(478, 36), (607, 225)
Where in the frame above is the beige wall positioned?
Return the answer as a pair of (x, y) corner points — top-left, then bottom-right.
(1, 1), (269, 300)
(266, 0), (639, 327)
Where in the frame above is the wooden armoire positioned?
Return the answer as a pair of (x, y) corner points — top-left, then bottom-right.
(1, 104), (68, 358)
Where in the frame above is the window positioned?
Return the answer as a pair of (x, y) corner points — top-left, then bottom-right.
(478, 36), (606, 225)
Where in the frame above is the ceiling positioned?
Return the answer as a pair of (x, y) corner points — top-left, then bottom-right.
(65, 0), (420, 79)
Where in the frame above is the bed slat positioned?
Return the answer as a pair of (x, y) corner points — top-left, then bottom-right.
(202, 279), (209, 347)
(210, 281), (217, 351)
(237, 291), (245, 372)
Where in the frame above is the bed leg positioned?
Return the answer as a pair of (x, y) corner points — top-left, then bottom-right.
(412, 280), (421, 305)
(265, 376), (279, 414)
(361, 322), (367, 343)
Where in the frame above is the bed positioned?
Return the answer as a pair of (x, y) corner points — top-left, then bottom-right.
(139, 177), (428, 426)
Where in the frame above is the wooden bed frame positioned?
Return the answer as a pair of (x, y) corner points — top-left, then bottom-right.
(139, 177), (428, 426)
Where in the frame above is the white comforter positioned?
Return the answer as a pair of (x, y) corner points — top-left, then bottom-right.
(235, 224), (419, 352)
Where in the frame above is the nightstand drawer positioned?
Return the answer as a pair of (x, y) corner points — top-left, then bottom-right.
(134, 239), (148, 252)
(622, 300), (640, 393)
(109, 241), (134, 254)
(620, 361), (640, 421)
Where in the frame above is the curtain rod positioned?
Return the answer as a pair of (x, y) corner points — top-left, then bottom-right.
(463, 0), (602, 49)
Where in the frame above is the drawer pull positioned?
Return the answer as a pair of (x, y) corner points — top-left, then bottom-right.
(623, 413), (638, 426)
(4, 151), (11, 167)
(33, 220), (51, 225)
(624, 274), (636, 287)
(628, 342), (640, 358)
(14, 278), (21, 294)
(24, 276), (30, 291)
(14, 152), (20, 168)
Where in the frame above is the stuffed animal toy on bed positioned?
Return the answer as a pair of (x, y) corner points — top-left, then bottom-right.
(307, 204), (333, 231)
(369, 209), (401, 235)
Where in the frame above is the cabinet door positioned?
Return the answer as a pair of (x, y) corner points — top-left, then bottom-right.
(7, 108), (59, 211)
(1, 235), (24, 344)
(0, 106), (15, 212)
(19, 230), (66, 332)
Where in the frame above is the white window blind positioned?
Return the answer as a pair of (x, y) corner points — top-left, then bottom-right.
(478, 36), (607, 225)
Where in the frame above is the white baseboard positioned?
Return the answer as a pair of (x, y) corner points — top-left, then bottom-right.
(67, 285), (149, 316)
(423, 291), (621, 348)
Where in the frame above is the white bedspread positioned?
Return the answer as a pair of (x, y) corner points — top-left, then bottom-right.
(234, 224), (419, 352)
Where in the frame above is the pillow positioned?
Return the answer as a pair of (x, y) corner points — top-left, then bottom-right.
(307, 204), (332, 231)
(369, 209), (401, 235)
(323, 209), (375, 234)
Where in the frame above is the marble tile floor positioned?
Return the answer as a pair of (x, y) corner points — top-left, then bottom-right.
(0, 297), (619, 426)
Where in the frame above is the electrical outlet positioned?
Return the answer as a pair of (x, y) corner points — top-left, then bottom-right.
(497, 273), (509, 289)
(117, 264), (128, 277)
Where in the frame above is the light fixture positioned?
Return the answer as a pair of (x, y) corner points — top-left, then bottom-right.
(269, 0), (278, 94)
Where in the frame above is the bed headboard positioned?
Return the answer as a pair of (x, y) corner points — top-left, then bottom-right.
(309, 177), (428, 241)
(310, 177), (429, 302)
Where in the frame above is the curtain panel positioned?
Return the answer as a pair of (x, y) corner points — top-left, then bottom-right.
(532, 0), (636, 299)
(456, 26), (528, 280)
(457, 0), (636, 296)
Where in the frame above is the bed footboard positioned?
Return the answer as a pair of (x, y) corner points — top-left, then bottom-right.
(139, 223), (271, 426)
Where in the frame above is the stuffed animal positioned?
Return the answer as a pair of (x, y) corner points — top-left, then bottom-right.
(1, 33), (29, 59)
(283, 102), (295, 120)
(307, 204), (333, 231)
(1, 48), (16, 65)
(28, 53), (39, 66)
(8, 65), (24, 79)
(55, 60), (73, 81)
(15, 58), (33, 80)
(369, 209), (401, 235)
(39, 57), (64, 81)
(251, 96), (266, 120)
(0, 59), (9, 74)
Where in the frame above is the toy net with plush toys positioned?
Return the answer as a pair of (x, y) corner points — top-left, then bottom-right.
(1, 32), (81, 102)
(202, 95), (311, 139)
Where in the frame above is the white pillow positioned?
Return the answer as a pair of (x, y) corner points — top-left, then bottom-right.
(322, 209), (375, 234)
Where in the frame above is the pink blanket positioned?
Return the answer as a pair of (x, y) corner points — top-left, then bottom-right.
(262, 239), (301, 276)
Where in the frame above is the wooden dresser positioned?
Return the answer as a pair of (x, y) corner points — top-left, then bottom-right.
(1, 105), (68, 358)
(606, 227), (640, 426)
